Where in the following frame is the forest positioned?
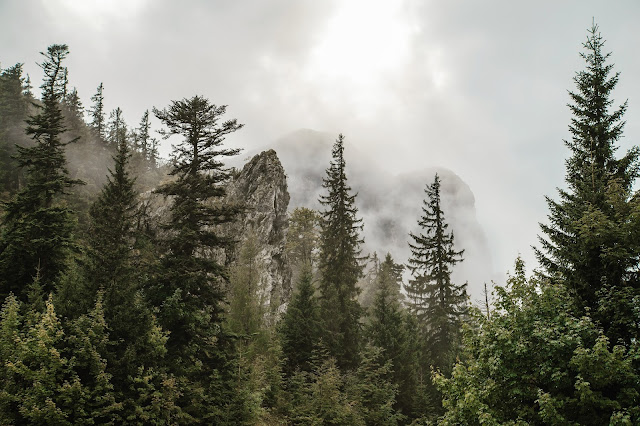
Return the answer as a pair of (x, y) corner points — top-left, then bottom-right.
(0, 23), (639, 425)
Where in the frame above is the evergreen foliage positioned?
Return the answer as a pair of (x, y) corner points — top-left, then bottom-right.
(89, 82), (105, 141)
(318, 134), (365, 370)
(149, 95), (243, 418)
(0, 44), (83, 301)
(406, 174), (467, 372)
(0, 63), (30, 198)
(436, 259), (640, 425)
(536, 23), (640, 347)
(134, 109), (159, 169)
(1, 25), (639, 423)
(279, 264), (321, 375)
(367, 253), (422, 419)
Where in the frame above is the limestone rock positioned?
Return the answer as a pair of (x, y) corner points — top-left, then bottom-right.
(225, 149), (292, 315)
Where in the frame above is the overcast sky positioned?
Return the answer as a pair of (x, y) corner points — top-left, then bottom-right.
(2, 0), (640, 278)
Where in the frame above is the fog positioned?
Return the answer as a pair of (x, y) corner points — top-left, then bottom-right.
(2, 0), (640, 282)
(254, 129), (497, 301)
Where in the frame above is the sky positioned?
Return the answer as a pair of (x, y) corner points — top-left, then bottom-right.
(2, 0), (640, 279)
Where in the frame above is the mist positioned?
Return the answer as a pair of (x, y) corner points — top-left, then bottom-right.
(2, 0), (640, 281)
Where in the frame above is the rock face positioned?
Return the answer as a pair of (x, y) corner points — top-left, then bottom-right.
(225, 149), (292, 315)
(141, 149), (292, 315)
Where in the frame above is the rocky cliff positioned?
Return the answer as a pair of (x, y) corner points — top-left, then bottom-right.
(225, 149), (292, 315)
(141, 149), (292, 315)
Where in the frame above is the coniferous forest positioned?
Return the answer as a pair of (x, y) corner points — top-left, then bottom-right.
(1, 23), (640, 425)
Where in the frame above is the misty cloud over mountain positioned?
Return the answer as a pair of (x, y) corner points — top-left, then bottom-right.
(246, 129), (497, 301)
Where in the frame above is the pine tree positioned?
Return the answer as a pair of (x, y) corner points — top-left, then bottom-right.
(88, 114), (137, 292)
(227, 232), (266, 337)
(63, 86), (84, 129)
(0, 295), (122, 424)
(317, 134), (365, 370)
(89, 82), (105, 141)
(349, 345), (405, 425)
(406, 174), (467, 372)
(0, 44), (83, 301)
(135, 109), (159, 169)
(149, 95), (243, 418)
(536, 23), (640, 346)
(86, 126), (163, 393)
(367, 253), (422, 419)
(279, 265), (320, 375)
(107, 107), (127, 149)
(0, 63), (30, 196)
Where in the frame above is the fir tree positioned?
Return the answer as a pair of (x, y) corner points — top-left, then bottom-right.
(107, 107), (127, 149)
(367, 253), (422, 419)
(135, 109), (159, 169)
(86, 126), (163, 394)
(88, 116), (137, 293)
(0, 44), (83, 301)
(406, 174), (467, 373)
(536, 23), (640, 346)
(349, 345), (405, 425)
(63, 86), (84, 129)
(279, 265), (320, 375)
(149, 95), (243, 418)
(89, 82), (105, 141)
(0, 63), (30, 196)
(317, 134), (365, 370)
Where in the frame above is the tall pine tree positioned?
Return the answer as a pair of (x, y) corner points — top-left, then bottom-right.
(279, 264), (320, 375)
(0, 44), (83, 301)
(149, 96), (243, 419)
(367, 253), (422, 419)
(536, 23), (640, 346)
(89, 82), (105, 141)
(406, 174), (467, 373)
(317, 134), (364, 370)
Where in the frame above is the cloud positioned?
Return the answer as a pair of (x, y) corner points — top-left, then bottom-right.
(2, 0), (640, 280)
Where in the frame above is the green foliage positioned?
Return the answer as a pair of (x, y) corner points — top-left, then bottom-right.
(0, 63), (30, 198)
(436, 258), (640, 425)
(227, 232), (266, 337)
(536, 23), (640, 346)
(279, 265), (321, 375)
(349, 345), (405, 425)
(87, 117), (137, 293)
(367, 253), (423, 419)
(0, 295), (122, 424)
(318, 134), (365, 370)
(147, 95), (244, 418)
(287, 355), (363, 425)
(0, 44), (83, 301)
(286, 207), (321, 282)
(89, 82), (105, 141)
(406, 174), (467, 373)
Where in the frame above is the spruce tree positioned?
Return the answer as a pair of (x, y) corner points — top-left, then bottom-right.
(317, 134), (364, 370)
(86, 124), (163, 393)
(536, 23), (640, 346)
(406, 174), (467, 372)
(149, 95), (243, 418)
(0, 44), (83, 301)
(279, 265), (320, 375)
(367, 253), (421, 419)
(107, 107), (127, 149)
(89, 82), (105, 141)
(88, 113), (136, 292)
(0, 63), (30, 196)
(135, 109), (159, 169)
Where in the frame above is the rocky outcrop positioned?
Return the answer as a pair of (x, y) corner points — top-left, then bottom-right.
(140, 149), (292, 315)
(225, 149), (292, 315)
